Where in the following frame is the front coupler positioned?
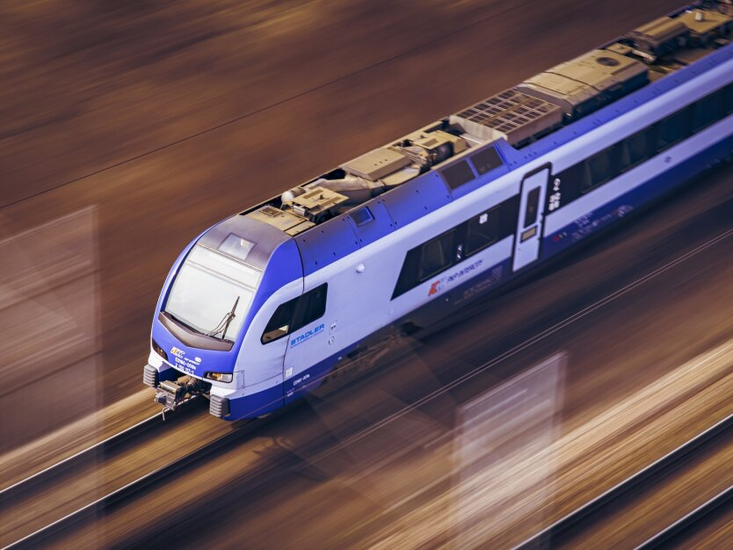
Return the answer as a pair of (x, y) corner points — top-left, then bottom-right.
(154, 377), (209, 417)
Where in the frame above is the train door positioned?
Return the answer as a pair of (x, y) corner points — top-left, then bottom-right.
(282, 282), (330, 402)
(513, 165), (550, 272)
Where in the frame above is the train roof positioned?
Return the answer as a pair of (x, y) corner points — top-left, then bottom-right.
(231, 2), (732, 276)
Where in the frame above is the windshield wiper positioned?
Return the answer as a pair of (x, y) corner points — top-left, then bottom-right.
(206, 296), (240, 341)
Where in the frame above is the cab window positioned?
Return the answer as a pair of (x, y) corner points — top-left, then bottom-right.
(261, 299), (297, 344)
(293, 284), (327, 332)
(261, 284), (328, 344)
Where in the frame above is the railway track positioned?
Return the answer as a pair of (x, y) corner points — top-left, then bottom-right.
(0, 411), (163, 502)
(0, 399), (218, 549)
(636, 482), (733, 549)
(514, 411), (733, 549)
(2, 408), (286, 550)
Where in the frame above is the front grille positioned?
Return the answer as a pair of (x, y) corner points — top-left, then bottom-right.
(143, 364), (159, 387)
(210, 395), (230, 418)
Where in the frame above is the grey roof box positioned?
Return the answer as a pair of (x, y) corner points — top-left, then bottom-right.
(516, 49), (649, 121)
(450, 88), (562, 147)
(625, 16), (689, 60)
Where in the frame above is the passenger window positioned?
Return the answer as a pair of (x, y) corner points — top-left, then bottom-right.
(726, 84), (733, 115)
(582, 144), (621, 193)
(261, 299), (297, 344)
(693, 90), (725, 132)
(622, 130), (650, 171)
(524, 188), (541, 228)
(419, 231), (455, 280)
(556, 162), (586, 203)
(293, 284), (328, 332)
(466, 207), (500, 255)
(657, 108), (691, 151)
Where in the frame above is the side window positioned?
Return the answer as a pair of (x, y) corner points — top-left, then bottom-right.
(657, 107), (691, 151)
(554, 162), (585, 206)
(392, 248), (422, 299)
(621, 130), (651, 171)
(419, 231), (456, 280)
(582, 144), (621, 193)
(726, 84), (733, 115)
(693, 89), (726, 132)
(466, 207), (500, 255)
(261, 299), (297, 344)
(260, 284), (328, 344)
(392, 195), (519, 300)
(293, 284), (328, 332)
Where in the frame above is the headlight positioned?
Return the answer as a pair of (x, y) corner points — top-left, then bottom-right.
(204, 372), (233, 383)
(152, 339), (168, 361)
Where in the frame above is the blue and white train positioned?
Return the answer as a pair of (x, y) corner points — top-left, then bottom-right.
(144, 2), (733, 420)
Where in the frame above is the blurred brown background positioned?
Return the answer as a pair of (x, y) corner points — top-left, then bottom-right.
(2, 1), (733, 548)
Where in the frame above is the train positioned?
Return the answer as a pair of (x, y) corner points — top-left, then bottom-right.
(144, 1), (733, 420)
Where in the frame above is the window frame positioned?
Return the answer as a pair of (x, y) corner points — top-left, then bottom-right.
(440, 160), (476, 190)
(261, 298), (297, 344)
(417, 230), (457, 282)
(470, 146), (504, 176)
(656, 106), (692, 152)
(260, 283), (328, 345)
(465, 206), (501, 256)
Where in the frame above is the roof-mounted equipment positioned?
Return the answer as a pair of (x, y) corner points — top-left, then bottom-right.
(624, 17), (689, 61)
(516, 49), (649, 121)
(283, 186), (348, 224)
(450, 88), (563, 147)
(716, 0), (733, 17)
(676, 8), (732, 48)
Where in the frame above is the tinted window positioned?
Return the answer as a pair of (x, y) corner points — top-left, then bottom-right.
(726, 84), (733, 115)
(471, 147), (504, 175)
(524, 188), (541, 227)
(554, 162), (586, 207)
(441, 161), (475, 190)
(657, 108), (691, 151)
(261, 299), (297, 344)
(261, 284), (328, 344)
(419, 231), (455, 280)
(392, 195), (519, 299)
(693, 89), (726, 132)
(466, 207), (500, 255)
(622, 130), (651, 171)
(294, 284), (328, 331)
(583, 144), (622, 193)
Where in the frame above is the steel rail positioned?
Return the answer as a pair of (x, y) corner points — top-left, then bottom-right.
(0, 396), (204, 504)
(1, 411), (274, 550)
(0, 413), (161, 501)
(512, 411), (733, 549)
(634, 483), (733, 549)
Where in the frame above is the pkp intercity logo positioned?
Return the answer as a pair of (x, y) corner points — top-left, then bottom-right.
(427, 259), (484, 297)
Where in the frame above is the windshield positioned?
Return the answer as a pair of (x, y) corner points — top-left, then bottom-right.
(164, 245), (260, 341)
